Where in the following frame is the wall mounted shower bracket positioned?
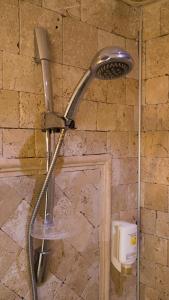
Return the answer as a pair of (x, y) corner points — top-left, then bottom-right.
(41, 112), (75, 132)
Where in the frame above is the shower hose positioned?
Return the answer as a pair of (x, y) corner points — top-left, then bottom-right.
(28, 128), (66, 300)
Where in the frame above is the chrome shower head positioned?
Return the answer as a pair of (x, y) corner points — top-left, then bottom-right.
(90, 47), (133, 80)
(64, 47), (134, 123)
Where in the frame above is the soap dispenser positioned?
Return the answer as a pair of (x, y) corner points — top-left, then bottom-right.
(111, 221), (137, 274)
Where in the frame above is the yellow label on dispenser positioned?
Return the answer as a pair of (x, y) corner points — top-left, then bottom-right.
(131, 235), (137, 245)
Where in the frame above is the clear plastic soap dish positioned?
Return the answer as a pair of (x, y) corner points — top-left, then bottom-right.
(31, 214), (82, 240)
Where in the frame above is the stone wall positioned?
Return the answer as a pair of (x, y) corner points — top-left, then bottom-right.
(0, 0), (139, 299)
(141, 1), (169, 299)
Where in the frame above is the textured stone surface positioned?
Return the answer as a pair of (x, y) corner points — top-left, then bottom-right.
(140, 258), (155, 288)
(0, 230), (21, 280)
(0, 90), (19, 128)
(75, 100), (97, 131)
(142, 131), (169, 158)
(98, 29), (125, 50)
(146, 76), (168, 104)
(42, 0), (80, 18)
(126, 78), (138, 106)
(63, 17), (97, 69)
(3, 129), (35, 158)
(143, 1), (161, 40)
(141, 182), (168, 211)
(0, 1), (19, 53)
(20, 2), (62, 62)
(142, 105), (157, 131)
(146, 35), (169, 78)
(141, 208), (156, 234)
(20, 92), (45, 128)
(112, 158), (137, 185)
(1, 250), (30, 298)
(3, 53), (43, 93)
(2, 200), (31, 248)
(141, 233), (167, 265)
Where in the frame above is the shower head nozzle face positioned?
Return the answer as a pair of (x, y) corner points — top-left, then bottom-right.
(91, 47), (134, 80)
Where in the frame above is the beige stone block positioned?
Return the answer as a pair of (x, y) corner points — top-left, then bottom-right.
(142, 182), (168, 212)
(21, 0), (42, 5)
(4, 0), (18, 5)
(0, 1), (19, 54)
(126, 78), (138, 106)
(1, 250), (30, 298)
(76, 100), (97, 130)
(64, 255), (91, 296)
(20, 2), (62, 62)
(97, 103), (117, 131)
(141, 233), (167, 266)
(0, 230), (20, 280)
(129, 132), (138, 158)
(112, 184), (128, 213)
(0, 129), (2, 156)
(140, 258), (155, 288)
(142, 286), (158, 300)
(108, 131), (129, 158)
(120, 209), (137, 223)
(155, 264), (169, 292)
(142, 157), (169, 185)
(111, 1), (139, 38)
(141, 208), (156, 234)
(142, 131), (169, 158)
(49, 240), (79, 281)
(50, 63), (63, 99)
(143, 2), (161, 40)
(20, 92), (45, 128)
(85, 131), (107, 154)
(142, 105), (157, 131)
(112, 158), (137, 185)
(81, 269), (99, 300)
(0, 177), (29, 227)
(0, 90), (19, 128)
(3, 128), (35, 158)
(35, 129), (46, 157)
(157, 104), (169, 131)
(0, 283), (21, 300)
(86, 79), (107, 102)
(3, 53), (43, 93)
(0, 51), (2, 89)
(63, 130), (86, 156)
(42, 0), (80, 18)
(37, 273), (80, 300)
(63, 17), (97, 69)
(146, 76), (168, 104)
(156, 211), (169, 239)
(117, 105), (134, 131)
(161, 1), (169, 35)
(146, 35), (169, 78)
(98, 29), (125, 50)
(2, 200), (31, 248)
(81, 0), (113, 32)
(127, 183), (137, 210)
(142, 42), (146, 81)
(126, 39), (138, 80)
(62, 65), (84, 99)
(106, 78), (126, 104)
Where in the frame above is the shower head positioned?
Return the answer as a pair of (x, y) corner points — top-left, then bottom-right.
(90, 47), (133, 80)
(64, 47), (134, 124)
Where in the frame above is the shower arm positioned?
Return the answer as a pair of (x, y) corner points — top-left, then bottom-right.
(63, 69), (93, 125)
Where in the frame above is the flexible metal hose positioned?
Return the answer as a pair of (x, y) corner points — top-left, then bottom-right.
(28, 128), (66, 300)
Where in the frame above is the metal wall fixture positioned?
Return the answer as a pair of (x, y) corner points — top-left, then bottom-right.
(28, 27), (134, 300)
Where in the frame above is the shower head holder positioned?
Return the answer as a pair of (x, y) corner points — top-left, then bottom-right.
(41, 112), (75, 132)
